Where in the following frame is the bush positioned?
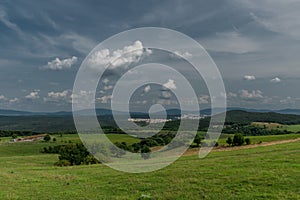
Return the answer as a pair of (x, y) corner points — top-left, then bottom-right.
(245, 138), (251, 145)
(12, 134), (18, 139)
(114, 142), (132, 152)
(54, 159), (71, 167)
(42, 147), (49, 153)
(83, 154), (100, 165)
(226, 137), (233, 146)
(53, 138), (57, 142)
(153, 137), (165, 145)
(211, 141), (218, 147)
(193, 134), (202, 147)
(233, 133), (244, 146)
(141, 145), (151, 159)
(131, 143), (141, 153)
(58, 144), (90, 165)
(140, 139), (159, 147)
(43, 134), (51, 142)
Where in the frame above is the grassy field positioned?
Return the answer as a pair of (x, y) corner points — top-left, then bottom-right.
(252, 122), (300, 133)
(217, 133), (300, 146)
(285, 124), (300, 132)
(0, 133), (300, 199)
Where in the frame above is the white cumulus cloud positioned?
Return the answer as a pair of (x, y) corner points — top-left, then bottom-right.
(244, 75), (256, 81)
(103, 85), (113, 91)
(198, 95), (210, 104)
(25, 91), (40, 100)
(97, 95), (112, 103)
(239, 90), (263, 99)
(42, 56), (78, 70)
(163, 79), (177, 90)
(48, 90), (69, 98)
(144, 85), (151, 93)
(102, 78), (110, 85)
(270, 77), (281, 83)
(88, 41), (152, 70)
(45, 90), (70, 102)
(161, 91), (172, 99)
(9, 98), (19, 103)
(71, 90), (94, 108)
(0, 95), (6, 101)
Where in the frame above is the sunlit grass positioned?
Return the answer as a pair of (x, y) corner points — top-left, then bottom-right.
(0, 134), (300, 199)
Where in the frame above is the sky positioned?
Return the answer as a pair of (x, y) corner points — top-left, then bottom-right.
(0, 0), (300, 112)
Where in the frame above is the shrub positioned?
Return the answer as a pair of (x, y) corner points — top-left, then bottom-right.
(211, 141), (218, 147)
(131, 143), (141, 153)
(140, 139), (159, 147)
(43, 134), (51, 142)
(54, 159), (71, 167)
(58, 144), (90, 165)
(42, 147), (49, 153)
(193, 134), (202, 147)
(52, 138), (57, 142)
(233, 133), (244, 146)
(226, 137), (233, 146)
(162, 136), (173, 144)
(153, 137), (165, 145)
(12, 134), (18, 139)
(83, 154), (100, 165)
(114, 142), (132, 152)
(245, 138), (251, 145)
(141, 145), (151, 159)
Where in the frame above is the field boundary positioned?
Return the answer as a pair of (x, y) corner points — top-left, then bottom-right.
(185, 138), (300, 156)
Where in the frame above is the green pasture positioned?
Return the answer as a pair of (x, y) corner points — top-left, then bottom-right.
(0, 133), (300, 199)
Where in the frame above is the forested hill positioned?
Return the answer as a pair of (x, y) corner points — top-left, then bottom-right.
(223, 110), (300, 125)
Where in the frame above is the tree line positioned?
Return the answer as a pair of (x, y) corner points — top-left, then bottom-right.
(222, 124), (293, 136)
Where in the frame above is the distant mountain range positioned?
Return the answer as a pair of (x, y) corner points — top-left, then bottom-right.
(201, 107), (300, 116)
(1, 107), (300, 117)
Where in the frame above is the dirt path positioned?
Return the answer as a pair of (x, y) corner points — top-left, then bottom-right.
(184, 138), (300, 156)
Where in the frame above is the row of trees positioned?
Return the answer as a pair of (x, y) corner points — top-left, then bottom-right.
(0, 130), (42, 137)
(222, 124), (293, 136)
(226, 133), (251, 146)
(0, 130), (78, 139)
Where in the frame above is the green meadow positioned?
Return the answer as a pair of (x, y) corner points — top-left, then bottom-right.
(252, 122), (300, 133)
(0, 133), (300, 199)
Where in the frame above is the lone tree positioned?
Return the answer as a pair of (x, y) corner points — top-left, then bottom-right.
(193, 134), (202, 147)
(141, 145), (151, 159)
(43, 134), (51, 142)
(226, 137), (233, 146)
(233, 133), (244, 146)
